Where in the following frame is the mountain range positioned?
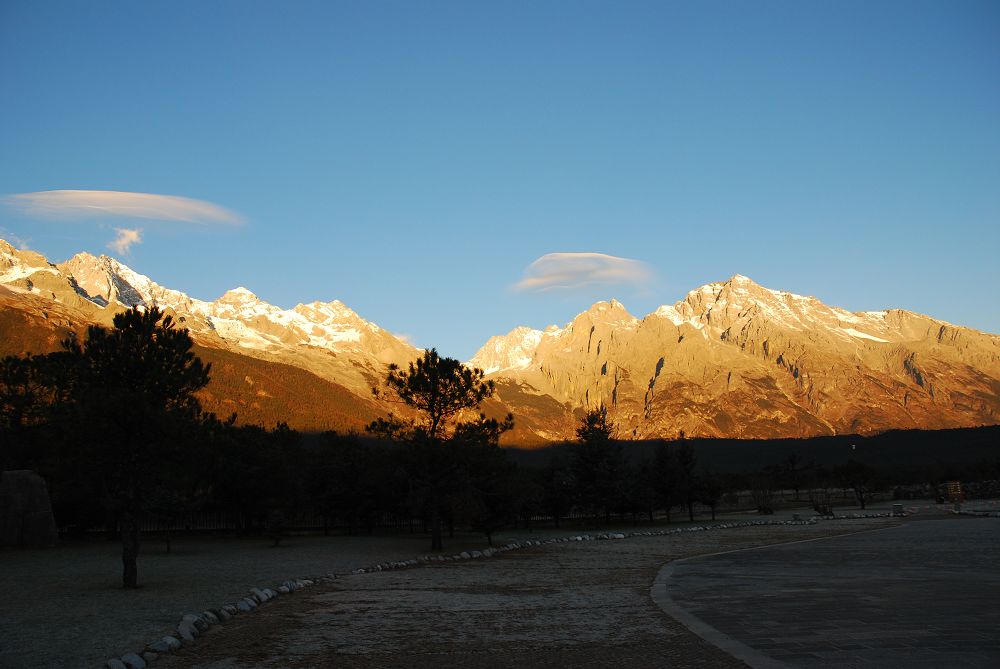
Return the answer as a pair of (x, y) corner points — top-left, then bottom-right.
(2, 238), (998, 444)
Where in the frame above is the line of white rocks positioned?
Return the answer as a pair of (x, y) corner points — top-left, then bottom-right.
(952, 508), (1000, 518)
(819, 511), (903, 520)
(104, 515), (855, 669)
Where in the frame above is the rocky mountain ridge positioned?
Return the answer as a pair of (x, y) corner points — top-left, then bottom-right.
(471, 274), (1000, 439)
(1, 240), (417, 398)
(2, 239), (999, 443)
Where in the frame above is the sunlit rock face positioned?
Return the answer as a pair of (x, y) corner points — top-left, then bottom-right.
(2, 238), (999, 443)
(470, 275), (1000, 441)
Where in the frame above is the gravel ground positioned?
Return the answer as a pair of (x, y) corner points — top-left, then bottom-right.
(151, 518), (899, 669)
(0, 530), (548, 669)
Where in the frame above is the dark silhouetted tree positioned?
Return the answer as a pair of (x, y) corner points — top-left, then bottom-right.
(835, 459), (879, 510)
(66, 306), (210, 588)
(780, 453), (810, 501)
(571, 406), (624, 522)
(674, 440), (699, 521)
(699, 466), (723, 521)
(368, 349), (500, 551)
(541, 454), (574, 528)
(0, 351), (75, 472)
(374, 349), (495, 441)
(452, 413), (515, 545)
(652, 441), (679, 522)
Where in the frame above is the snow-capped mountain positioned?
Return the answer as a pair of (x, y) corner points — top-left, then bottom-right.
(471, 274), (1000, 440)
(469, 326), (546, 375)
(0, 240), (417, 396)
(3, 238), (999, 442)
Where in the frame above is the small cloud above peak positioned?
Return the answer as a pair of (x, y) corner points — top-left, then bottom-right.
(513, 252), (653, 293)
(4, 189), (244, 225)
(108, 227), (142, 255)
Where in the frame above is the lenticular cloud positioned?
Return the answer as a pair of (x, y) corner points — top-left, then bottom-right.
(514, 252), (653, 292)
(4, 190), (244, 225)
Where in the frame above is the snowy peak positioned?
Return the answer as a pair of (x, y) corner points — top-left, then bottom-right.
(61, 252), (147, 308)
(0, 239), (58, 284)
(576, 298), (638, 327)
(217, 286), (260, 304)
(468, 326), (544, 374)
(0, 239), (417, 378)
(293, 299), (367, 326)
(648, 275), (904, 342)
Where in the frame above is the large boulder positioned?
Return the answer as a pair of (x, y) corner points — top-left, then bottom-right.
(0, 470), (58, 547)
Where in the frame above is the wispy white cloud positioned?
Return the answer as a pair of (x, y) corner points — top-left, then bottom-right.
(108, 227), (142, 255)
(514, 252), (654, 292)
(4, 190), (244, 225)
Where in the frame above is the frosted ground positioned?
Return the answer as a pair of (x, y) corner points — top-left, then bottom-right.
(152, 516), (902, 669)
(0, 501), (946, 669)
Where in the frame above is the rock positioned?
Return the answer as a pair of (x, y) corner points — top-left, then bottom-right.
(146, 639), (172, 654)
(237, 600), (253, 613)
(216, 608), (232, 622)
(120, 652), (147, 669)
(182, 613), (208, 632)
(459, 551), (471, 559)
(176, 621), (197, 643)
(470, 550), (482, 558)
(277, 585), (290, 594)
(106, 659), (127, 669)
(161, 636), (182, 651)
(0, 470), (59, 547)
(141, 651), (158, 664)
(222, 604), (238, 616)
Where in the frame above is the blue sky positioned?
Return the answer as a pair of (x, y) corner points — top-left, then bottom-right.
(1, 0), (998, 359)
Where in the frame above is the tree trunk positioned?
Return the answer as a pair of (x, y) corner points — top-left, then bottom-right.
(121, 511), (140, 588)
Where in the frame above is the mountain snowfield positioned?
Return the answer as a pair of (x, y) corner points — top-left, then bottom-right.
(2, 238), (999, 442)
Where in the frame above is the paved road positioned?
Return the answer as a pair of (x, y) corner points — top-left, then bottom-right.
(662, 518), (1000, 668)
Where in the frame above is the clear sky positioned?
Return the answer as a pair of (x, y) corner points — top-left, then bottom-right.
(1, 0), (998, 359)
